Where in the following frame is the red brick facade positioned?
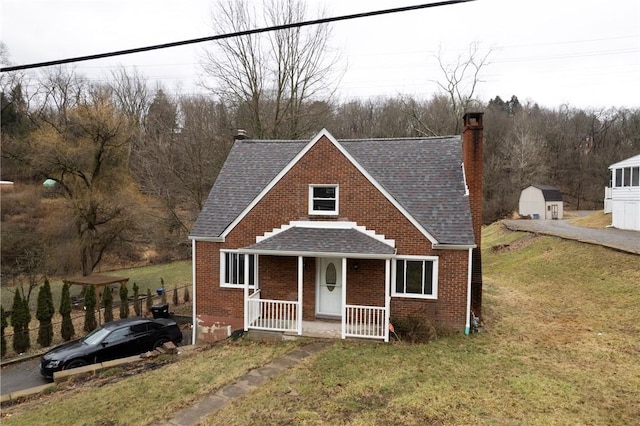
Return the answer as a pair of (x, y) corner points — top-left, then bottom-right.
(194, 131), (478, 337)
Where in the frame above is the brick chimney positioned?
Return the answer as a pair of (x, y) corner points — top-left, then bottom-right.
(462, 112), (483, 317)
(235, 129), (248, 140)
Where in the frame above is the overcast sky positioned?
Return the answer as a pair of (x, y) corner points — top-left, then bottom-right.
(1, 0), (639, 109)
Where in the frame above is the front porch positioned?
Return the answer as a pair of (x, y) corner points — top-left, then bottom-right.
(246, 293), (388, 340)
(238, 222), (397, 342)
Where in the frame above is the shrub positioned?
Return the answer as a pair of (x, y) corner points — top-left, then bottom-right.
(172, 286), (179, 306)
(146, 288), (153, 313)
(84, 286), (97, 332)
(1, 306), (7, 356)
(160, 278), (167, 304)
(119, 284), (129, 319)
(60, 282), (75, 341)
(36, 278), (55, 347)
(133, 282), (141, 316)
(11, 289), (31, 353)
(102, 286), (113, 323)
(391, 312), (438, 344)
(183, 286), (190, 304)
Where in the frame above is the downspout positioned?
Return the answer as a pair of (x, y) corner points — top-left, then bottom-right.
(297, 256), (303, 335)
(465, 247), (472, 335)
(384, 259), (390, 343)
(191, 241), (197, 345)
(341, 257), (347, 339)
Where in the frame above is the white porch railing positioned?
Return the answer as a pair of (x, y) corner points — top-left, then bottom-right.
(344, 304), (386, 339)
(247, 292), (299, 332)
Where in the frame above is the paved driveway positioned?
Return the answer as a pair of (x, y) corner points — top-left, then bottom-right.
(502, 217), (640, 254)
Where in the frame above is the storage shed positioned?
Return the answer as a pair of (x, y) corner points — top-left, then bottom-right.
(519, 184), (563, 220)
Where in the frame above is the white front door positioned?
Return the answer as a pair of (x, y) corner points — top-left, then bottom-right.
(317, 257), (342, 317)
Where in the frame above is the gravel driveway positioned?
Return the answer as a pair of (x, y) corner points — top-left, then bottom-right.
(502, 215), (640, 255)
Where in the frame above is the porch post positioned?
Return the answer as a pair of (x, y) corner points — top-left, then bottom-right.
(384, 258), (390, 343)
(297, 256), (303, 335)
(243, 254), (249, 331)
(341, 257), (347, 339)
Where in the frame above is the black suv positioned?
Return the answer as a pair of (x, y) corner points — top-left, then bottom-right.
(40, 317), (183, 379)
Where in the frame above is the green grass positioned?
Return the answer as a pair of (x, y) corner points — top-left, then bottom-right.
(2, 226), (639, 425)
(202, 223), (640, 425)
(0, 340), (302, 426)
(568, 210), (612, 228)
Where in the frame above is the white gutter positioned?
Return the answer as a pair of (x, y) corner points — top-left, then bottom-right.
(189, 235), (225, 242)
(433, 243), (477, 250)
(238, 248), (394, 259)
(465, 247), (472, 335)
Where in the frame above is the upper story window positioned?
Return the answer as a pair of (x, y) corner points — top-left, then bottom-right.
(309, 185), (339, 215)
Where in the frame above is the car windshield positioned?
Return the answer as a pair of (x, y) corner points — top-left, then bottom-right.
(82, 327), (111, 345)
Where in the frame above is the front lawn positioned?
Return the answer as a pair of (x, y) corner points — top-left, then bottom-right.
(2, 224), (639, 425)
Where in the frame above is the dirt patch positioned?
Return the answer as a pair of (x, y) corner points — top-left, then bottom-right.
(491, 232), (542, 253)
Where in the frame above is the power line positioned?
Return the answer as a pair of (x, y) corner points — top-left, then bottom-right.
(0, 0), (475, 73)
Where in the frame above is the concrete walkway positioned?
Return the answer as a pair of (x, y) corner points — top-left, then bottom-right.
(502, 219), (640, 254)
(160, 341), (329, 426)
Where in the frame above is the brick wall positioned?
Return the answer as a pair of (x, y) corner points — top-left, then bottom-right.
(195, 134), (471, 333)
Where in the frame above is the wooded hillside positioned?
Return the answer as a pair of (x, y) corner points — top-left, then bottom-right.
(2, 66), (639, 283)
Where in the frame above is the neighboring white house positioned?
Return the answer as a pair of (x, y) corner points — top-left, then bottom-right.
(605, 154), (640, 231)
(519, 184), (564, 220)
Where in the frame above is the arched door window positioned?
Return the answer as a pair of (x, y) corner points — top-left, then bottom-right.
(325, 263), (337, 292)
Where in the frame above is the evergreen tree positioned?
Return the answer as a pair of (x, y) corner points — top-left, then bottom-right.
(160, 278), (167, 304)
(172, 286), (179, 306)
(1, 306), (7, 356)
(183, 286), (190, 304)
(102, 286), (113, 323)
(11, 290), (30, 353)
(133, 282), (141, 316)
(84, 286), (97, 332)
(146, 288), (153, 313)
(36, 279), (55, 347)
(60, 282), (75, 341)
(119, 284), (129, 319)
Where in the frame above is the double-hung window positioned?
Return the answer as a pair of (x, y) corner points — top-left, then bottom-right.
(220, 251), (256, 288)
(309, 185), (338, 215)
(393, 257), (438, 299)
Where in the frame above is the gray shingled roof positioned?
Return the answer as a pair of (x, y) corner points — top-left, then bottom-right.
(190, 140), (306, 238)
(532, 184), (563, 202)
(340, 137), (473, 244)
(190, 132), (475, 246)
(243, 227), (396, 256)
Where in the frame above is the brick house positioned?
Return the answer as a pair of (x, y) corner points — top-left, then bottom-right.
(189, 113), (484, 343)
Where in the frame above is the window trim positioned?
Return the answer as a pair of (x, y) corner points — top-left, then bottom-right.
(308, 184), (339, 216)
(392, 255), (438, 300)
(220, 250), (257, 289)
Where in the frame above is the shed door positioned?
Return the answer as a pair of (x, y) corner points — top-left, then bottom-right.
(317, 258), (342, 317)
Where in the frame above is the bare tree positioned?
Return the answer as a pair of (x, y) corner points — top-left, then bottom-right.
(135, 92), (233, 242)
(505, 107), (548, 191)
(201, 0), (341, 138)
(431, 42), (491, 133)
(109, 66), (150, 168)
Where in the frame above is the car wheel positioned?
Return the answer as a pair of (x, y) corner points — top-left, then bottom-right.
(66, 359), (88, 369)
(153, 338), (169, 349)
